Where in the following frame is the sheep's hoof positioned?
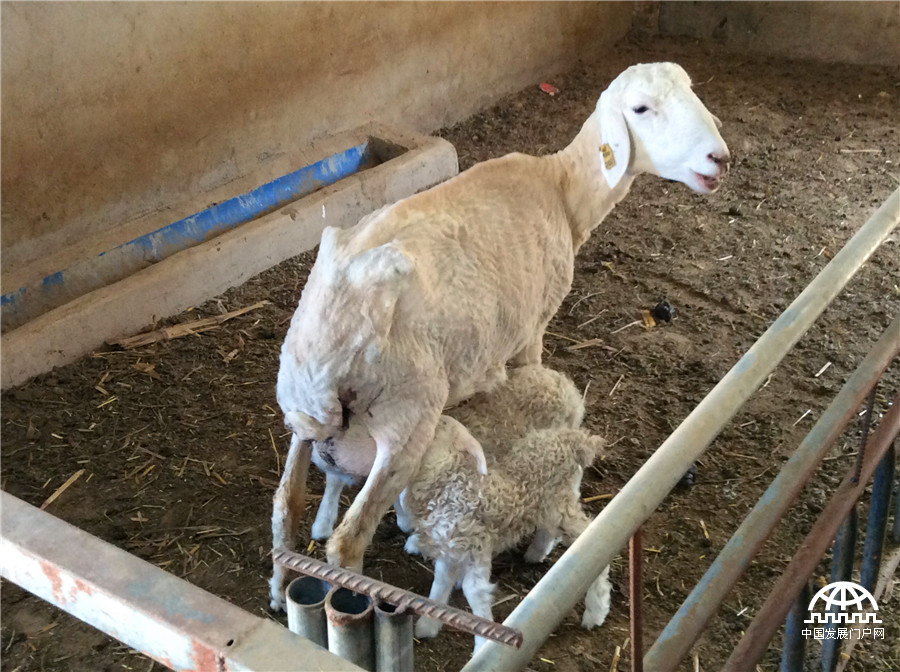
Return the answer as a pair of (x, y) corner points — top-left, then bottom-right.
(581, 605), (610, 629)
(523, 547), (548, 564)
(677, 463), (697, 489)
(415, 617), (442, 639)
(404, 535), (421, 556)
(269, 593), (286, 613)
(310, 521), (334, 540)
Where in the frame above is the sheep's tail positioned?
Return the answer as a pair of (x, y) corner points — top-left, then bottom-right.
(571, 431), (606, 469)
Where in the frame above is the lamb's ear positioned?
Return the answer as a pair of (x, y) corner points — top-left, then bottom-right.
(345, 243), (412, 287)
(712, 113), (723, 130)
(458, 429), (487, 476)
(598, 89), (631, 189)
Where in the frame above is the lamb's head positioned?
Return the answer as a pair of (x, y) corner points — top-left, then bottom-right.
(597, 62), (729, 193)
(276, 225), (413, 440)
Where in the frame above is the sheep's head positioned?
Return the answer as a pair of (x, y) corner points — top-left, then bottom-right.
(598, 62), (729, 193)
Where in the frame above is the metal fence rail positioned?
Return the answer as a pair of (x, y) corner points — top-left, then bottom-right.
(644, 315), (900, 669)
(0, 492), (363, 672)
(462, 187), (899, 672)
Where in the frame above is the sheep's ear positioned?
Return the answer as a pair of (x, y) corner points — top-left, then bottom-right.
(345, 243), (412, 287)
(598, 89), (631, 188)
(712, 114), (723, 130)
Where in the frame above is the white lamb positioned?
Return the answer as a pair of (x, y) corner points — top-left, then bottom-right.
(402, 419), (609, 653)
(297, 365), (610, 651)
(306, 365), (583, 542)
(271, 61), (728, 606)
(311, 364), (584, 539)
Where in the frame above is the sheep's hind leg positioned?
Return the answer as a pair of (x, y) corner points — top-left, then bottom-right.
(523, 527), (561, 563)
(415, 557), (462, 639)
(310, 472), (345, 540)
(269, 434), (313, 611)
(326, 403), (444, 570)
(560, 510), (611, 628)
(461, 562), (496, 652)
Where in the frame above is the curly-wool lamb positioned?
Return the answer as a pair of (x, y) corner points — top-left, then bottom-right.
(402, 418), (609, 652)
(305, 365), (584, 541)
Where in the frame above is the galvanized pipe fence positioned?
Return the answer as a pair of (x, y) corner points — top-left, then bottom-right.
(463, 187), (899, 672)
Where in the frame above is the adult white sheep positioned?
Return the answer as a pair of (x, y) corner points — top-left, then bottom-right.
(272, 61), (728, 600)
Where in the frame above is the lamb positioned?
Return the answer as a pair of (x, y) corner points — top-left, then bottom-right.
(402, 419), (609, 653)
(305, 365), (584, 543)
(271, 61), (729, 605)
(292, 365), (609, 650)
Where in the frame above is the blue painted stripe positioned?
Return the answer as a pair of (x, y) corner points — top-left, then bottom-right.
(2, 141), (374, 309)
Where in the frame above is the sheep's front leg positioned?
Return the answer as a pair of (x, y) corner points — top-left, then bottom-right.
(461, 562), (496, 652)
(414, 557), (462, 639)
(310, 472), (345, 540)
(269, 434), (312, 611)
(326, 407), (442, 570)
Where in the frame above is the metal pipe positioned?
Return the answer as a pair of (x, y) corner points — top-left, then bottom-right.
(821, 507), (858, 672)
(779, 582), (810, 672)
(859, 448), (895, 591)
(272, 549), (523, 648)
(462, 188), (899, 672)
(375, 600), (414, 672)
(644, 315), (900, 671)
(894, 463), (900, 544)
(722, 390), (900, 671)
(0, 492), (361, 672)
(286, 576), (330, 649)
(630, 529), (643, 672)
(326, 587), (375, 671)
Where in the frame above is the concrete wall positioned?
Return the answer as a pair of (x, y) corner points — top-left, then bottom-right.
(658, 1), (899, 67)
(1, 2), (632, 271)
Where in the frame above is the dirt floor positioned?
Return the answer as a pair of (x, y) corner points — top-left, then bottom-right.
(2, 35), (899, 672)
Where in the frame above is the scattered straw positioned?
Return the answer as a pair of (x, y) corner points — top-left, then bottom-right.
(583, 494), (614, 503)
(269, 428), (281, 477)
(40, 469), (85, 510)
(108, 300), (269, 349)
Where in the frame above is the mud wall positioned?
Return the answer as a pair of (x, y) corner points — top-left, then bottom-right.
(0, 2), (632, 270)
(658, 2), (899, 67)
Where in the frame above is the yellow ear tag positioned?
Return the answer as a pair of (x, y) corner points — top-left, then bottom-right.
(600, 144), (616, 170)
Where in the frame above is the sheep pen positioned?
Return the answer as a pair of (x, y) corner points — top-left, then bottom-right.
(2, 36), (898, 672)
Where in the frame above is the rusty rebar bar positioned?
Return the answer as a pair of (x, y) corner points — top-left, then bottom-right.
(272, 549), (524, 648)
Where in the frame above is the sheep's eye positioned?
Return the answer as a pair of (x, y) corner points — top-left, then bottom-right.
(632, 105), (649, 114)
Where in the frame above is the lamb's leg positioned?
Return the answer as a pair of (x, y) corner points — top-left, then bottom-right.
(510, 335), (544, 367)
(582, 565), (612, 629)
(326, 404), (443, 570)
(310, 472), (345, 540)
(523, 527), (561, 563)
(461, 562), (496, 652)
(415, 557), (462, 639)
(393, 494), (413, 533)
(560, 510), (611, 628)
(269, 434), (312, 611)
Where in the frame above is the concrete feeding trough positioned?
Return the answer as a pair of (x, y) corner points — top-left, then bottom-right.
(0, 124), (457, 389)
